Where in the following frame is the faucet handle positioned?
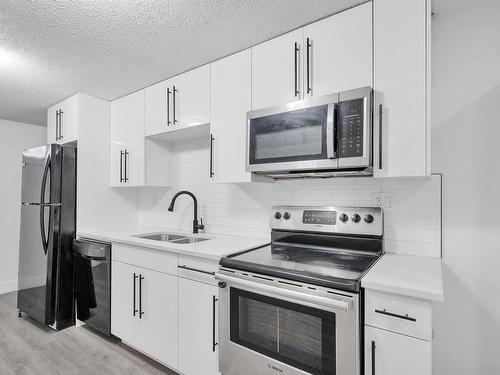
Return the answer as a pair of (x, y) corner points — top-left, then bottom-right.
(199, 218), (205, 230)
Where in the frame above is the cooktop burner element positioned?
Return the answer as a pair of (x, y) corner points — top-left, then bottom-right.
(220, 206), (383, 292)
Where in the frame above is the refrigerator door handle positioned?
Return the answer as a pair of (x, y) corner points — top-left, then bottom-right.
(40, 156), (51, 255)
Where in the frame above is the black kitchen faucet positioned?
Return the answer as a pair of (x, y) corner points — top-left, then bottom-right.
(168, 190), (204, 234)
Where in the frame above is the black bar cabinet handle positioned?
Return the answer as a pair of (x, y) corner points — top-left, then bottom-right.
(379, 104), (383, 170)
(139, 274), (144, 318)
(55, 110), (59, 140)
(212, 295), (218, 352)
(371, 340), (376, 375)
(306, 37), (311, 94)
(59, 110), (63, 140)
(178, 265), (215, 276)
(133, 273), (138, 316)
(167, 87), (171, 125)
(124, 150), (129, 183)
(374, 308), (416, 322)
(294, 42), (299, 97)
(173, 85), (178, 124)
(119, 150), (124, 183)
(209, 134), (214, 178)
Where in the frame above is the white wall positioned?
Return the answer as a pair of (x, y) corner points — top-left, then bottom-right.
(138, 137), (442, 257)
(0, 119), (46, 294)
(432, 3), (500, 374)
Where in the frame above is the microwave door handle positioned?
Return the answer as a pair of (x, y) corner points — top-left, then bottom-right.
(326, 103), (337, 159)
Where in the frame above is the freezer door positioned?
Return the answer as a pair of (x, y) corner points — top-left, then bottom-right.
(21, 145), (52, 204)
(17, 203), (60, 325)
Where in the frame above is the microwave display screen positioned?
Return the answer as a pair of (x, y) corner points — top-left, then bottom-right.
(338, 98), (364, 158)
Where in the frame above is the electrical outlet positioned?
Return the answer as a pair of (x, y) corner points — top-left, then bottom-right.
(372, 192), (392, 208)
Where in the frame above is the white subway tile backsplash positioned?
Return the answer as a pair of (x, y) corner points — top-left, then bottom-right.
(137, 138), (442, 257)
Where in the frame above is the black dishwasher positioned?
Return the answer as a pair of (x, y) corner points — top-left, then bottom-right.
(73, 239), (111, 336)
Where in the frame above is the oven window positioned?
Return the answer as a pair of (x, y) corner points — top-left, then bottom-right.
(230, 288), (336, 375)
(249, 104), (329, 165)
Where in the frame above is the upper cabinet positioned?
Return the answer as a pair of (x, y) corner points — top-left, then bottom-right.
(47, 94), (80, 144)
(251, 3), (372, 110)
(211, 50), (269, 183)
(303, 2), (372, 97)
(251, 29), (304, 110)
(373, 0), (431, 177)
(145, 64), (210, 137)
(110, 90), (170, 187)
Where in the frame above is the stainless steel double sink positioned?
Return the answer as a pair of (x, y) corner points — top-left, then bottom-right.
(135, 232), (209, 244)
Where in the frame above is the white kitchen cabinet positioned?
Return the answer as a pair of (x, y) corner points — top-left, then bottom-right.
(252, 29), (304, 109)
(111, 259), (178, 370)
(178, 277), (219, 375)
(111, 90), (170, 187)
(365, 325), (431, 375)
(303, 2), (372, 98)
(110, 90), (145, 186)
(111, 260), (144, 350)
(373, 0), (431, 177)
(145, 64), (210, 137)
(46, 94), (81, 144)
(141, 267), (179, 368)
(211, 50), (269, 183)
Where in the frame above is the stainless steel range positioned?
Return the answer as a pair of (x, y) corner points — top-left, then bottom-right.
(216, 206), (383, 375)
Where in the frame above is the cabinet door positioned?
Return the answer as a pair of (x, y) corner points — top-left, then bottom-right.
(211, 50), (253, 183)
(252, 29), (303, 109)
(178, 278), (219, 375)
(140, 268), (178, 369)
(304, 2), (372, 97)
(145, 79), (170, 136)
(373, 0), (430, 177)
(365, 326), (431, 375)
(47, 104), (59, 144)
(111, 261), (143, 349)
(59, 95), (79, 144)
(170, 64), (210, 128)
(110, 90), (145, 186)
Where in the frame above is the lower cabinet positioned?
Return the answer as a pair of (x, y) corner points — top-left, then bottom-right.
(111, 260), (178, 369)
(178, 277), (219, 375)
(365, 325), (431, 375)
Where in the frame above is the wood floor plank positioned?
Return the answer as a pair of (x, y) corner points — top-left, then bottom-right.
(0, 292), (177, 375)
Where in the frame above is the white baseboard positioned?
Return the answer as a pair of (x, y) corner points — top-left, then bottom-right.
(0, 279), (18, 295)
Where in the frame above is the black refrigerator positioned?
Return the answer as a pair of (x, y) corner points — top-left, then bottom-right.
(17, 144), (76, 330)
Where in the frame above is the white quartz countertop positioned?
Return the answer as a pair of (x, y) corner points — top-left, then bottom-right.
(362, 253), (444, 302)
(77, 226), (269, 261)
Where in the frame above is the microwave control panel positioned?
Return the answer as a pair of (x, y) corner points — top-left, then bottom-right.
(338, 98), (364, 158)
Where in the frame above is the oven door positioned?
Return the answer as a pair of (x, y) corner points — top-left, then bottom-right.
(246, 95), (338, 173)
(216, 272), (360, 375)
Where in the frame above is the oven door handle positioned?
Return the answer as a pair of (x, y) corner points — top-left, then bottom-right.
(215, 273), (353, 312)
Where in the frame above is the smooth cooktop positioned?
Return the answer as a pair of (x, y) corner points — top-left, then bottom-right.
(220, 242), (382, 292)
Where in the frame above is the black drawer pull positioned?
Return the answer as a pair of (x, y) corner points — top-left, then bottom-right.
(375, 309), (416, 322)
(178, 265), (215, 276)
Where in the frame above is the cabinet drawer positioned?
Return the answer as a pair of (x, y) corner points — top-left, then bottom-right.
(112, 243), (178, 276)
(365, 290), (432, 341)
(178, 255), (218, 285)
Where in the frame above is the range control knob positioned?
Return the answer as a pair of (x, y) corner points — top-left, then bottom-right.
(351, 214), (361, 223)
(364, 214), (374, 224)
(283, 212), (291, 220)
(274, 212), (282, 219)
(339, 213), (349, 223)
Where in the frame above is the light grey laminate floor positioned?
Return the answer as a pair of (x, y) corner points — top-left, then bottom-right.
(0, 292), (177, 375)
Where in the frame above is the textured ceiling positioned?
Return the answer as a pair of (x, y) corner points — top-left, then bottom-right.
(0, 0), (367, 126)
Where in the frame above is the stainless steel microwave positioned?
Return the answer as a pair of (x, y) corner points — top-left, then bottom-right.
(246, 87), (373, 178)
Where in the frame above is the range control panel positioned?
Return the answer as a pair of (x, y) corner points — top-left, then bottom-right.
(271, 206), (383, 237)
(338, 98), (365, 158)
